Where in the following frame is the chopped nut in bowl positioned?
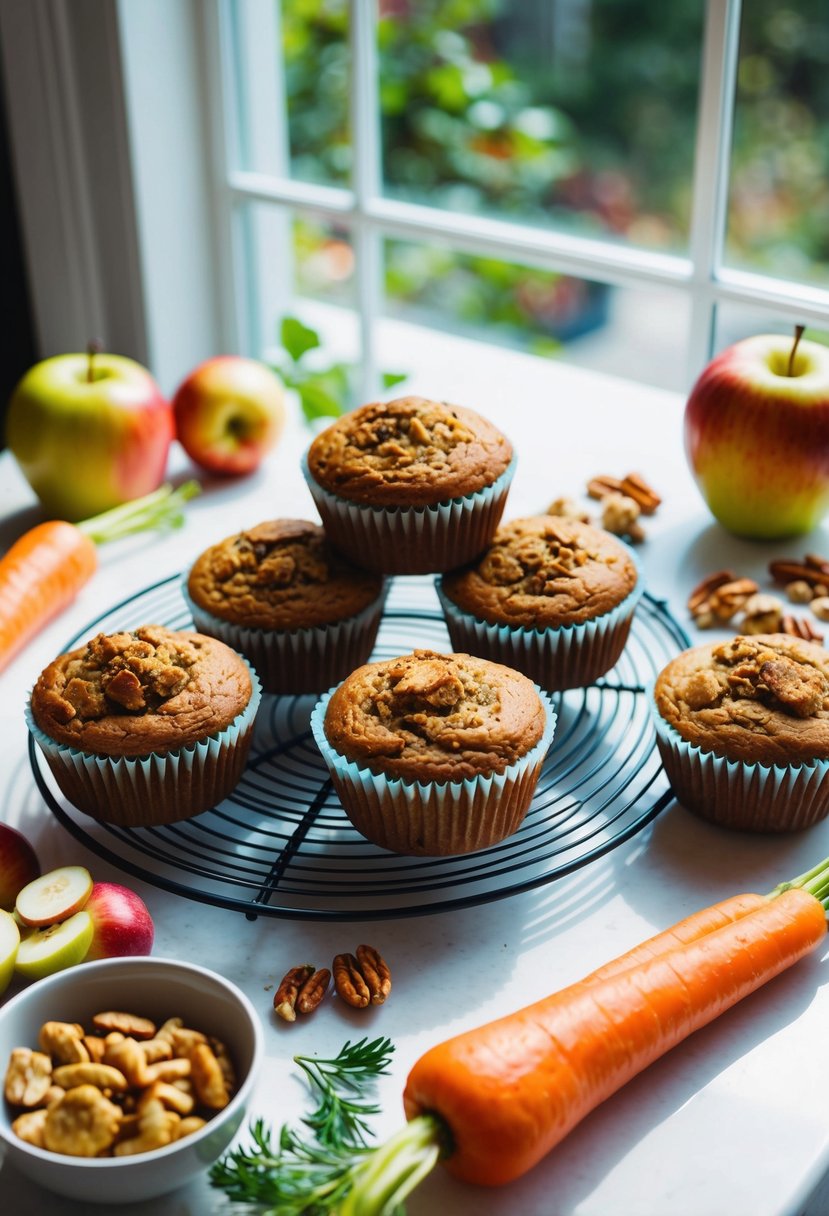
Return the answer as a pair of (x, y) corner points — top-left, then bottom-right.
(0, 957), (263, 1204)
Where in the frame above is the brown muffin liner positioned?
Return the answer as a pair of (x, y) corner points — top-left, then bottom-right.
(436, 576), (642, 691)
(310, 685), (557, 856)
(301, 454), (516, 575)
(651, 703), (829, 833)
(182, 583), (388, 695)
(25, 663), (261, 828)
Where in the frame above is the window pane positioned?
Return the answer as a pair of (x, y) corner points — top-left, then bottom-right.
(378, 0), (703, 253)
(726, 2), (829, 287)
(240, 204), (355, 357)
(283, 0), (351, 185)
(383, 237), (689, 391)
(713, 304), (829, 357)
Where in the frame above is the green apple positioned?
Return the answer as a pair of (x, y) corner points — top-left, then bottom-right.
(6, 347), (174, 522)
(0, 909), (21, 994)
(172, 355), (285, 476)
(14, 910), (94, 980)
(684, 331), (829, 539)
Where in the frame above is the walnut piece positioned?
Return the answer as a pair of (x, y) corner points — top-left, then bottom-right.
(759, 658), (827, 717)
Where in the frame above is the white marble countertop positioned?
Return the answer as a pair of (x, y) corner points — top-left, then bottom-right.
(3, 325), (829, 1216)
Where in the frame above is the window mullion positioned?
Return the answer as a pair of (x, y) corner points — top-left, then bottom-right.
(686, 0), (742, 383)
(351, 0), (383, 401)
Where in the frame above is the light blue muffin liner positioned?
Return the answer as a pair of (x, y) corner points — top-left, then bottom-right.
(301, 453), (516, 575)
(25, 658), (262, 828)
(649, 687), (829, 833)
(310, 682), (557, 855)
(181, 581), (388, 696)
(436, 560), (643, 692)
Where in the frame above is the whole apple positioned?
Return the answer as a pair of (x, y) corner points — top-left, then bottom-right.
(684, 331), (829, 539)
(83, 881), (154, 960)
(172, 355), (285, 476)
(6, 347), (174, 522)
(0, 824), (40, 911)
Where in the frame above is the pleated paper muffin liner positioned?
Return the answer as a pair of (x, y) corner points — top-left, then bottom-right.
(181, 582), (388, 696)
(25, 661), (262, 828)
(301, 454), (516, 575)
(310, 684), (557, 856)
(650, 697), (829, 833)
(435, 573), (643, 692)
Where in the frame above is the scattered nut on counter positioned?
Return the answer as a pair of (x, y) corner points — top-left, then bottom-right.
(333, 944), (392, 1009)
(687, 554), (829, 643)
(546, 471), (662, 544)
(3, 1012), (235, 1157)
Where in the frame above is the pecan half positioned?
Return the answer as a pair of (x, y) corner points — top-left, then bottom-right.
(770, 558), (829, 589)
(296, 968), (331, 1016)
(273, 964), (315, 1024)
(356, 945), (392, 1006)
(587, 472), (661, 514)
(707, 577), (760, 622)
(687, 571), (736, 616)
(333, 953), (371, 1009)
(781, 614), (824, 643)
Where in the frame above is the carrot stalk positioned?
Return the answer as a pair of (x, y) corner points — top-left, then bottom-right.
(339, 856), (829, 1213)
(0, 480), (199, 673)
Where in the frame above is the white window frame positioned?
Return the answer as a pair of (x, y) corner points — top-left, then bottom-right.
(3, 0), (829, 398)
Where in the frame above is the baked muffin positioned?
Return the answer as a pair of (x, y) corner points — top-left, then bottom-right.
(184, 519), (386, 694)
(652, 633), (829, 831)
(26, 624), (261, 827)
(437, 515), (641, 691)
(302, 396), (515, 574)
(310, 649), (556, 855)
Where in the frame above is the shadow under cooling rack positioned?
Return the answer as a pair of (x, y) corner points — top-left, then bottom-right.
(30, 575), (689, 921)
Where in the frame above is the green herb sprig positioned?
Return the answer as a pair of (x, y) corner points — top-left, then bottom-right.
(210, 1036), (405, 1215)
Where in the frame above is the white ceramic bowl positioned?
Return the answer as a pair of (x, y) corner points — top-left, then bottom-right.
(0, 956), (264, 1203)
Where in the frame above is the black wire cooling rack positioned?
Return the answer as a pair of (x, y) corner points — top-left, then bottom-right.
(29, 575), (689, 921)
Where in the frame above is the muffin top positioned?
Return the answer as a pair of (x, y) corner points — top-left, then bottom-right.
(30, 624), (252, 758)
(306, 396), (514, 507)
(654, 633), (829, 766)
(323, 648), (547, 784)
(187, 519), (383, 630)
(441, 515), (638, 629)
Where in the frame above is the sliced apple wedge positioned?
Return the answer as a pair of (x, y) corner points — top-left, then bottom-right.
(15, 865), (93, 927)
(0, 909), (21, 994)
(14, 910), (94, 981)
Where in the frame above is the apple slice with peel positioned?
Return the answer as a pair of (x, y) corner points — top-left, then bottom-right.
(0, 909), (21, 994)
(14, 910), (94, 981)
(15, 865), (93, 928)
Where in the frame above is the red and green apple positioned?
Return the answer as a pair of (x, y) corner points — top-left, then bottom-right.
(83, 882), (154, 960)
(684, 330), (829, 539)
(172, 355), (285, 476)
(0, 824), (40, 910)
(6, 346), (174, 522)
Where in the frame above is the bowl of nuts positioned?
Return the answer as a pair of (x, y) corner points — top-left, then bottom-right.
(0, 956), (263, 1203)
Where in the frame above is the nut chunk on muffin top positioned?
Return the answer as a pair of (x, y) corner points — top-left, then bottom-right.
(187, 519), (383, 630)
(654, 633), (829, 767)
(441, 515), (638, 629)
(306, 396), (514, 507)
(323, 649), (546, 784)
(30, 624), (252, 758)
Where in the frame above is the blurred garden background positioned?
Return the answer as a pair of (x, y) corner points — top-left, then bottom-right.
(276, 0), (829, 376)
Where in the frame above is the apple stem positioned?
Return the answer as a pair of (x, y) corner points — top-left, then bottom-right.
(86, 339), (103, 383)
(75, 480), (201, 545)
(787, 325), (806, 377)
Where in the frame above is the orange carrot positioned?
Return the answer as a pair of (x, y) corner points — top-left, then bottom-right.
(0, 482), (199, 674)
(401, 888), (826, 1187)
(335, 867), (829, 1214)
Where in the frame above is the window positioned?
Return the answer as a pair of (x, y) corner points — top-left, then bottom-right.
(3, 0), (828, 399)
